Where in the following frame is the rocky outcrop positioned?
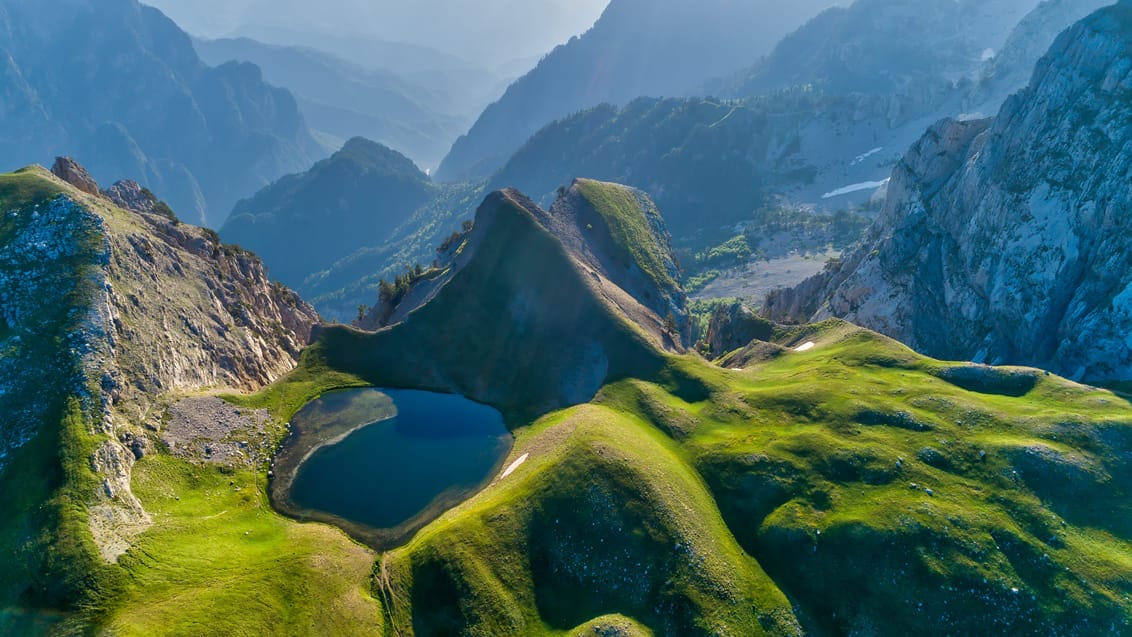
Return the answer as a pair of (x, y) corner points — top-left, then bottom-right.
(103, 179), (160, 216)
(768, 2), (1132, 381)
(702, 303), (778, 359)
(51, 156), (100, 195)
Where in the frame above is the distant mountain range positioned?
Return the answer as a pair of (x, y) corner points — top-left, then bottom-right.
(0, 0), (322, 226)
(193, 37), (469, 170)
(221, 137), (484, 320)
(435, 0), (847, 182)
(488, 0), (1088, 245)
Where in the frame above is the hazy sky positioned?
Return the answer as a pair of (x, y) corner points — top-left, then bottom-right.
(145, 0), (611, 69)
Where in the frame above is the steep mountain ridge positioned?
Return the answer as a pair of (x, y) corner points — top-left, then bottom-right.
(0, 161), (318, 618)
(436, 0), (843, 182)
(0, 0), (321, 226)
(222, 137), (434, 288)
(766, 1), (1132, 381)
(339, 181), (688, 418)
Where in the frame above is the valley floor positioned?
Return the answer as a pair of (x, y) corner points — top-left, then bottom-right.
(694, 249), (840, 305)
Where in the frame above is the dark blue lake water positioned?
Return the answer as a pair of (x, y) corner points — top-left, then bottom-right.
(287, 388), (511, 532)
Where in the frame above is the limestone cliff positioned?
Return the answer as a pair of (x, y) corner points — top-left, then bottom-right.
(767, 2), (1132, 381)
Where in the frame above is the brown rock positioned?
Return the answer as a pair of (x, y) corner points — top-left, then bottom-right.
(51, 156), (100, 195)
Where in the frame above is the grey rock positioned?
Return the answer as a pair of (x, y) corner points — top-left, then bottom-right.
(103, 180), (157, 215)
(768, 3), (1132, 382)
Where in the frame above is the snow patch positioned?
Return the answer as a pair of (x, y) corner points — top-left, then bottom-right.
(822, 179), (890, 199)
(851, 147), (884, 166)
(500, 453), (530, 479)
(795, 342), (816, 352)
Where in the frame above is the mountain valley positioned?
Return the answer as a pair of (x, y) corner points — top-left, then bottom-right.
(1, 1), (1131, 635)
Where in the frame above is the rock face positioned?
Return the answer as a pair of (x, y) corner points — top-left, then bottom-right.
(0, 163), (319, 561)
(976, 0), (1116, 105)
(103, 179), (159, 216)
(766, 2), (1132, 381)
(51, 157), (100, 196)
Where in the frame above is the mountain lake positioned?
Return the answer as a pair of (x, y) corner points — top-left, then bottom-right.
(271, 388), (512, 547)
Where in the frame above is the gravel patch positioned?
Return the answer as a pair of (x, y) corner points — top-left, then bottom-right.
(163, 396), (272, 466)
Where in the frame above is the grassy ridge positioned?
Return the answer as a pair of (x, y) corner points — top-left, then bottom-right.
(573, 179), (678, 292)
(365, 326), (1132, 634)
(0, 168), (124, 632)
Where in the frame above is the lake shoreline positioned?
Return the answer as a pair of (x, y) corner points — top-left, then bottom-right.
(268, 388), (513, 550)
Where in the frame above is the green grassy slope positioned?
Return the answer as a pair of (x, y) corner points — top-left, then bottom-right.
(378, 401), (799, 636)
(572, 179), (679, 293)
(349, 324), (1132, 635)
(0, 168), (122, 632)
(89, 318), (1132, 635)
(685, 327), (1132, 634)
(94, 314), (383, 635)
(106, 456), (382, 637)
